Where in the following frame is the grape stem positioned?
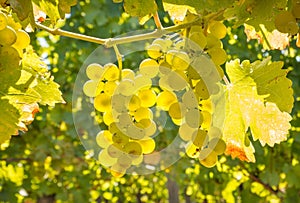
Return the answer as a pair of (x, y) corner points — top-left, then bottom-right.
(258, 24), (272, 50)
(153, 12), (163, 29)
(222, 75), (231, 86)
(113, 44), (123, 80)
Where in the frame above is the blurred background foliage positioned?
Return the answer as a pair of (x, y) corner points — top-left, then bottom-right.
(0, 0), (300, 202)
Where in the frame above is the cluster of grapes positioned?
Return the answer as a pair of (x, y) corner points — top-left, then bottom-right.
(275, 0), (300, 35)
(0, 10), (30, 62)
(83, 23), (228, 175)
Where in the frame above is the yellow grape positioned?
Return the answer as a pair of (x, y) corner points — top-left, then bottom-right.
(190, 55), (214, 78)
(171, 51), (190, 71)
(112, 130), (129, 145)
(199, 99), (213, 112)
(131, 155), (143, 165)
(165, 50), (177, 64)
(135, 118), (152, 128)
(110, 163), (127, 176)
(206, 34), (222, 49)
(147, 43), (163, 59)
(144, 120), (157, 136)
(139, 58), (159, 78)
(159, 61), (172, 75)
(189, 32), (207, 49)
(117, 154), (132, 169)
(111, 94), (127, 113)
(83, 80), (102, 97)
(208, 21), (227, 39)
(123, 141), (143, 156)
(107, 143), (124, 158)
(192, 129), (208, 147)
(190, 25), (203, 34)
(166, 70), (188, 91)
(182, 90), (198, 109)
(117, 79), (135, 96)
(275, 11), (299, 35)
(134, 107), (153, 121)
(98, 148), (117, 167)
(185, 109), (203, 128)
(122, 69), (135, 80)
(0, 12), (8, 30)
(152, 38), (172, 52)
(158, 75), (173, 91)
(94, 93), (112, 112)
(156, 90), (177, 111)
(171, 117), (183, 126)
(126, 124), (146, 139)
(138, 138), (155, 154)
(103, 110), (116, 126)
(174, 40), (185, 50)
(134, 75), (152, 91)
(102, 63), (120, 81)
(199, 148), (218, 168)
(208, 137), (226, 155)
(104, 81), (117, 95)
(195, 79), (210, 100)
(86, 63), (104, 80)
(207, 126), (222, 138)
(292, 0), (300, 18)
(127, 95), (141, 111)
(137, 89), (156, 108)
(96, 130), (113, 148)
(168, 102), (186, 119)
(179, 123), (197, 141)
(201, 111), (212, 129)
(109, 122), (122, 134)
(185, 142), (200, 158)
(208, 47), (227, 65)
(0, 46), (20, 67)
(12, 30), (30, 51)
(0, 26), (17, 46)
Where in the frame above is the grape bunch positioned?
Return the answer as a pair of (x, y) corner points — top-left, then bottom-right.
(83, 27), (227, 176)
(0, 10), (30, 61)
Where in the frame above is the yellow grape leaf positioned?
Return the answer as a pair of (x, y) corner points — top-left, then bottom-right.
(123, 0), (157, 24)
(163, 2), (196, 21)
(223, 59), (292, 162)
(244, 24), (290, 50)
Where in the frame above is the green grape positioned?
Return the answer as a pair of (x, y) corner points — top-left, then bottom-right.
(159, 61), (173, 75)
(185, 109), (203, 128)
(117, 154), (132, 169)
(126, 124), (145, 139)
(98, 148), (117, 167)
(122, 69), (135, 80)
(0, 46), (21, 67)
(117, 79), (135, 96)
(127, 95), (141, 111)
(0, 12), (8, 30)
(201, 111), (212, 129)
(86, 63), (104, 80)
(195, 79), (210, 100)
(131, 155), (143, 165)
(134, 107), (153, 121)
(112, 131), (129, 145)
(107, 143), (124, 158)
(144, 120), (157, 136)
(292, 0), (300, 18)
(199, 148), (218, 168)
(12, 30), (30, 50)
(190, 55), (214, 78)
(139, 58), (159, 78)
(192, 129), (208, 147)
(171, 51), (190, 71)
(179, 123), (197, 141)
(152, 38), (173, 51)
(102, 63), (120, 81)
(206, 34), (222, 49)
(208, 47), (227, 65)
(275, 11), (298, 35)
(138, 138), (155, 154)
(137, 89), (156, 108)
(207, 126), (222, 138)
(182, 90), (198, 109)
(134, 75), (152, 91)
(189, 32), (207, 49)
(123, 141), (143, 156)
(185, 142), (200, 158)
(147, 43), (163, 59)
(167, 70), (188, 91)
(96, 130), (113, 148)
(111, 94), (127, 113)
(104, 81), (117, 95)
(208, 137), (226, 155)
(156, 90), (177, 111)
(94, 93), (112, 112)
(168, 102), (186, 119)
(208, 21), (227, 39)
(83, 80), (102, 97)
(0, 26), (17, 46)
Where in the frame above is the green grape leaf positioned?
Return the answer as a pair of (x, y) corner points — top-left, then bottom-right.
(33, 0), (60, 24)
(0, 99), (20, 144)
(123, 0), (157, 23)
(223, 59), (292, 161)
(8, 0), (33, 21)
(58, 0), (77, 17)
(163, 2), (196, 21)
